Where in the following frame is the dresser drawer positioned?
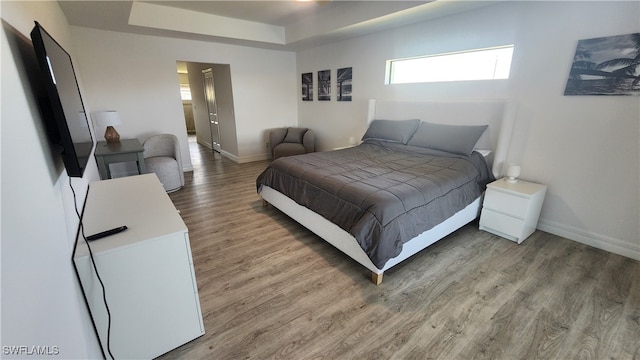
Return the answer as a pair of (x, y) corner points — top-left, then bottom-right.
(483, 188), (530, 219)
(479, 208), (524, 240)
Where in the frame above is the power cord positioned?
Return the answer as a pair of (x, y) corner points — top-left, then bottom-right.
(69, 177), (115, 360)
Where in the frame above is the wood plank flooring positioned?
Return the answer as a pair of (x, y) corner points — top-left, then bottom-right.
(159, 139), (640, 360)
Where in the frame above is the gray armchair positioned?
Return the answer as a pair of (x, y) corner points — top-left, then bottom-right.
(269, 127), (315, 160)
(143, 134), (184, 192)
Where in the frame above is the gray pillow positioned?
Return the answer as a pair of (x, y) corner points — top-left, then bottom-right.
(407, 122), (488, 155)
(283, 127), (307, 143)
(361, 119), (420, 144)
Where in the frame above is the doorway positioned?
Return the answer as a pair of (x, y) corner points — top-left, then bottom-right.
(176, 61), (238, 164)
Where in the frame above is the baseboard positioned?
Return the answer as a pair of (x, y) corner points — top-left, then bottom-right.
(196, 139), (212, 149)
(538, 219), (640, 261)
(235, 152), (270, 164)
(194, 139), (269, 164)
(215, 150), (266, 164)
(219, 150), (240, 163)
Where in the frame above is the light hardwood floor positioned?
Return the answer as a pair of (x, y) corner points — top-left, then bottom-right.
(160, 140), (640, 360)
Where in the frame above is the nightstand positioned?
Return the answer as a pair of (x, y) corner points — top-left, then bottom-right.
(479, 178), (547, 244)
(94, 139), (146, 180)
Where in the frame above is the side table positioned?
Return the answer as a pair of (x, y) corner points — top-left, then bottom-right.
(479, 178), (547, 244)
(94, 139), (146, 180)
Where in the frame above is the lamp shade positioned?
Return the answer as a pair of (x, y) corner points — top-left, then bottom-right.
(93, 110), (121, 127)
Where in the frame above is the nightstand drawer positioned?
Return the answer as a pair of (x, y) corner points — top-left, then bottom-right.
(479, 209), (524, 239)
(483, 188), (530, 219)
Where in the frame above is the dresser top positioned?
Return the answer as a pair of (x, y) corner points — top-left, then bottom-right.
(487, 178), (547, 195)
(74, 174), (186, 257)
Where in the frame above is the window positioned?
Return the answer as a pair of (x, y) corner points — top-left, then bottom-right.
(180, 84), (192, 100)
(386, 45), (514, 84)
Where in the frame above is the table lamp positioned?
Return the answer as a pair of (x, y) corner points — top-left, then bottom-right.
(94, 110), (121, 143)
(505, 164), (521, 183)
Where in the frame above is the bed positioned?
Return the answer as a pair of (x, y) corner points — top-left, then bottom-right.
(257, 100), (516, 284)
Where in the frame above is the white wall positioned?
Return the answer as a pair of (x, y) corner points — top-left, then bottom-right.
(70, 27), (298, 164)
(296, 1), (640, 260)
(1, 1), (102, 358)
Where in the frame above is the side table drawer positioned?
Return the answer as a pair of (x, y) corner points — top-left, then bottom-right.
(479, 208), (524, 240)
(483, 188), (529, 219)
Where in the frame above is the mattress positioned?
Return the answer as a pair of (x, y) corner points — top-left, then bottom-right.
(256, 140), (494, 268)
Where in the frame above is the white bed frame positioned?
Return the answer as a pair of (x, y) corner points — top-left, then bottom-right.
(260, 99), (516, 284)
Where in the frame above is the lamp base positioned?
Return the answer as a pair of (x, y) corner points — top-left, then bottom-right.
(104, 126), (120, 143)
(505, 176), (519, 183)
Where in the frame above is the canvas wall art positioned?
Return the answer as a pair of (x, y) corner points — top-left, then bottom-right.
(318, 70), (331, 101)
(337, 67), (352, 101)
(564, 32), (640, 95)
(302, 72), (313, 101)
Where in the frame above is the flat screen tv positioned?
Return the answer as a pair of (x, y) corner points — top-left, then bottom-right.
(30, 21), (94, 177)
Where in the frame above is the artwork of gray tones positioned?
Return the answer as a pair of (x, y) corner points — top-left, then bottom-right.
(318, 70), (331, 101)
(564, 32), (640, 95)
(337, 67), (352, 101)
(302, 72), (313, 101)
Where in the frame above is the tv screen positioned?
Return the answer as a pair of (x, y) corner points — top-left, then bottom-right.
(30, 21), (94, 177)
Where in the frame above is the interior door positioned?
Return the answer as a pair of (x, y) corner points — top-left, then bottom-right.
(202, 69), (221, 152)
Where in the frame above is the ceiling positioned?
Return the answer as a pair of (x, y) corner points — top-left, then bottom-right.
(59, 1), (498, 51)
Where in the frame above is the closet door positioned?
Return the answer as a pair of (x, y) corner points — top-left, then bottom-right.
(202, 68), (221, 152)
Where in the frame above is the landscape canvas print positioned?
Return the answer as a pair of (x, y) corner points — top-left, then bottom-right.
(564, 33), (640, 95)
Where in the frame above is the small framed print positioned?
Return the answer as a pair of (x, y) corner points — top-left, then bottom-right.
(302, 72), (313, 101)
(318, 70), (331, 101)
(337, 67), (352, 101)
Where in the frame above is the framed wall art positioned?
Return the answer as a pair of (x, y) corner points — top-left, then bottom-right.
(318, 70), (331, 101)
(337, 67), (352, 101)
(302, 72), (313, 101)
(565, 32), (640, 96)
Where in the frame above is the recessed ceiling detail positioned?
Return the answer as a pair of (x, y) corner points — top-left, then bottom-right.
(128, 1), (286, 44)
(59, 1), (498, 50)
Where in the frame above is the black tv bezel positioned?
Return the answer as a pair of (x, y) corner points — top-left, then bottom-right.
(30, 21), (94, 178)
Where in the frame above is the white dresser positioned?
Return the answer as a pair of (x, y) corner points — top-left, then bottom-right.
(73, 174), (204, 359)
(479, 178), (547, 244)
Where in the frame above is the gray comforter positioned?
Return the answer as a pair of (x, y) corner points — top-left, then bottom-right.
(256, 140), (494, 269)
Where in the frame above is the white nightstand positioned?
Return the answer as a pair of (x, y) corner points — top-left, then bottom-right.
(479, 178), (547, 244)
